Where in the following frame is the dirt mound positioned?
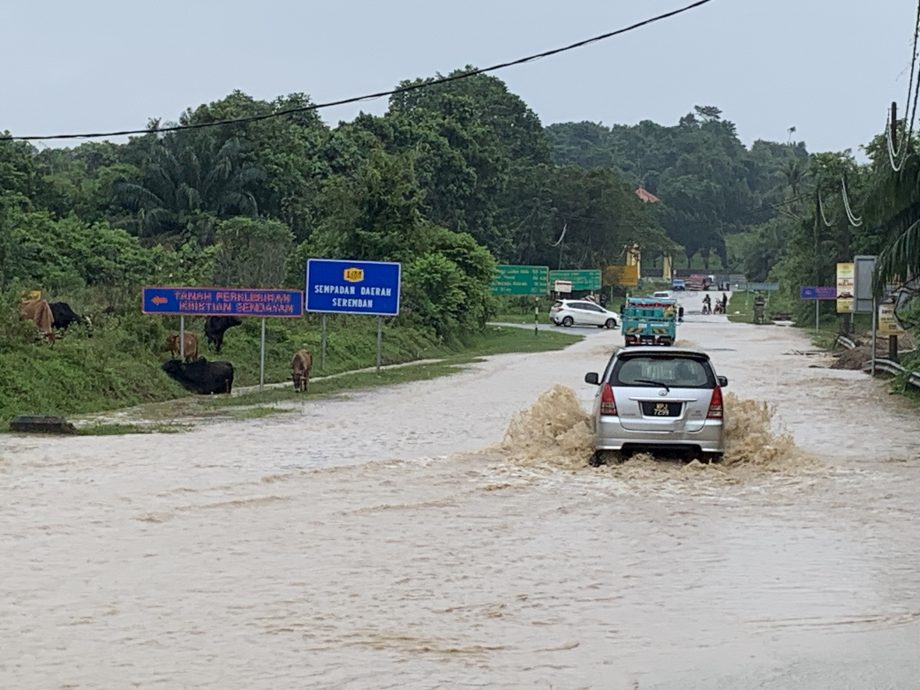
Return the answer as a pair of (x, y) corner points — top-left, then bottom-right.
(830, 346), (868, 370)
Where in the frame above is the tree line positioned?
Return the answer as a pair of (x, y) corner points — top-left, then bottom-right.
(3, 71), (913, 338)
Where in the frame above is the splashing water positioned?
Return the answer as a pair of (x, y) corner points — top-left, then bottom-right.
(721, 393), (807, 468)
(500, 385), (595, 470)
(499, 386), (814, 473)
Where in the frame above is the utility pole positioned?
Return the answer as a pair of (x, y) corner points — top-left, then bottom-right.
(552, 222), (568, 270)
(814, 190), (822, 332)
(891, 101), (899, 151)
(884, 102), (900, 355)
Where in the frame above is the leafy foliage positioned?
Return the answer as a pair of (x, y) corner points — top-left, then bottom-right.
(212, 217), (293, 288)
(546, 110), (811, 268)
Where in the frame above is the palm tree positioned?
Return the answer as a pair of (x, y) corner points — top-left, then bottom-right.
(116, 133), (264, 243)
(864, 151), (920, 292)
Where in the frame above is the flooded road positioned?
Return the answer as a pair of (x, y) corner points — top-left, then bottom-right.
(3, 291), (920, 689)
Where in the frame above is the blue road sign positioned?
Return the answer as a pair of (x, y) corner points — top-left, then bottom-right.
(799, 286), (837, 300)
(306, 258), (401, 316)
(142, 287), (304, 317)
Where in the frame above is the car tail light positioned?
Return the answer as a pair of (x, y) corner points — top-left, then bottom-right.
(707, 386), (723, 419)
(600, 383), (618, 416)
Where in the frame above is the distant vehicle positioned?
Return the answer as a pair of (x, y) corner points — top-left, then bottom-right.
(653, 290), (672, 299)
(686, 274), (706, 291)
(671, 278), (686, 291)
(583, 346), (728, 464)
(549, 299), (619, 329)
(620, 296), (678, 346)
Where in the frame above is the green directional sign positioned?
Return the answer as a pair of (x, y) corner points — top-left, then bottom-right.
(549, 269), (602, 291)
(491, 264), (549, 296)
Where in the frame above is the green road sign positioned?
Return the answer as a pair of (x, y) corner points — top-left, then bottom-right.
(491, 265), (549, 296)
(549, 269), (602, 291)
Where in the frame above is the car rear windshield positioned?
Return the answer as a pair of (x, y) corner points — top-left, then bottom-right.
(611, 355), (714, 388)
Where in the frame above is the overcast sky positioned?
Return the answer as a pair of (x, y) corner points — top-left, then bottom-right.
(1, 0), (916, 155)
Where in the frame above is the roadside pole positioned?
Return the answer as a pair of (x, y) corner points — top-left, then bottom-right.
(179, 315), (185, 360)
(259, 317), (266, 391)
(815, 297), (819, 334)
(321, 314), (327, 371)
(534, 297), (538, 336)
(376, 316), (382, 375)
(870, 297), (877, 377)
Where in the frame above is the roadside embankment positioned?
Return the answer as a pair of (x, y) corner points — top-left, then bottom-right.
(0, 316), (581, 431)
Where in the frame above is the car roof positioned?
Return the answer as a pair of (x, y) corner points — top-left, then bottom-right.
(560, 299), (603, 305)
(615, 346), (711, 359)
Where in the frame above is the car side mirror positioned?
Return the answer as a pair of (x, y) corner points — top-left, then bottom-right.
(584, 372), (599, 386)
(717, 375), (728, 387)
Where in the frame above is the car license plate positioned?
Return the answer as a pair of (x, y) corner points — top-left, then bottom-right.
(641, 401), (682, 417)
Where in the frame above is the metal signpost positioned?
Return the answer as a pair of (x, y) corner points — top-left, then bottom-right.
(305, 258), (402, 374)
(142, 286), (305, 391)
(853, 255), (878, 375)
(491, 265), (550, 335)
(799, 286), (837, 332)
(549, 269), (602, 292)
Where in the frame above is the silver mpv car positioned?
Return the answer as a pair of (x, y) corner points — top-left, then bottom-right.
(584, 347), (727, 464)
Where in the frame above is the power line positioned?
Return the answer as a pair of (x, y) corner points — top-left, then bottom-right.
(886, 0), (920, 171)
(840, 175), (863, 227)
(818, 191), (836, 228)
(0, 0), (714, 143)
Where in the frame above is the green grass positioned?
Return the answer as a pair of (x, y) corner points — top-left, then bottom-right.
(76, 422), (187, 436)
(204, 326), (579, 410)
(459, 326), (579, 356)
(119, 326), (581, 424)
(1, 322), (580, 429)
(228, 406), (296, 420)
(492, 312), (539, 325)
(726, 292), (755, 324)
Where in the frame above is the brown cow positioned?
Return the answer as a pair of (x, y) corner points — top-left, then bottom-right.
(166, 332), (199, 362)
(291, 349), (313, 392)
(19, 299), (55, 343)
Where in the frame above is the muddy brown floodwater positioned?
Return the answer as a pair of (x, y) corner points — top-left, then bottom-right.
(2, 292), (920, 689)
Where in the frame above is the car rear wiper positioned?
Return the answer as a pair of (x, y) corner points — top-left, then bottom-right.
(635, 378), (670, 392)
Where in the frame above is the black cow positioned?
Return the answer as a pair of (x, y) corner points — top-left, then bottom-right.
(161, 358), (234, 395)
(204, 316), (243, 353)
(49, 302), (85, 331)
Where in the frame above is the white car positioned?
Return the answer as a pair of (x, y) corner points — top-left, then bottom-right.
(549, 299), (619, 329)
(653, 290), (672, 299)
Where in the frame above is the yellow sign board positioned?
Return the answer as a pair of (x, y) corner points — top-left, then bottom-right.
(343, 268), (364, 283)
(836, 262), (854, 313)
(878, 302), (906, 336)
(604, 264), (639, 287)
